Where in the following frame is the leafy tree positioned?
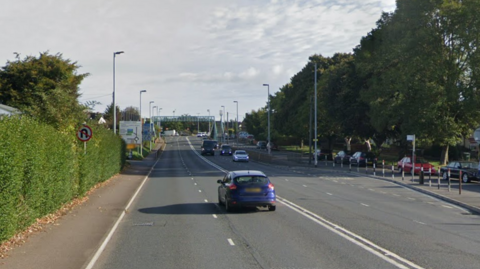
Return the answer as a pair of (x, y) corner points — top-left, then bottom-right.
(0, 52), (89, 130)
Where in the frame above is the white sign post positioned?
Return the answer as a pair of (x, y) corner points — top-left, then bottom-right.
(407, 134), (415, 181)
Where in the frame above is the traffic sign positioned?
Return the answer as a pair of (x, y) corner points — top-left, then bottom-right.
(77, 125), (93, 142)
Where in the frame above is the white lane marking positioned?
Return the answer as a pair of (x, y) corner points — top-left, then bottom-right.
(227, 238), (235, 246)
(199, 190), (202, 193)
(212, 214), (218, 219)
(285, 178), (289, 181)
(204, 199), (208, 202)
(407, 197), (415, 201)
(393, 194), (401, 197)
(191, 178), (194, 180)
(303, 185), (308, 187)
(326, 193), (333, 196)
(341, 182), (346, 185)
(194, 183), (197, 185)
(277, 196), (424, 269)
(368, 188), (375, 192)
(85, 151), (162, 269)
(442, 205), (453, 209)
(333, 180), (338, 183)
(413, 220), (426, 225)
(361, 203), (370, 207)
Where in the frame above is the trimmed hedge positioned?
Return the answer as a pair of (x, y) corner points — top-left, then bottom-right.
(0, 116), (125, 242)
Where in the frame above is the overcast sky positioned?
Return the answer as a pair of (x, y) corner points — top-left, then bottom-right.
(1, 0), (395, 121)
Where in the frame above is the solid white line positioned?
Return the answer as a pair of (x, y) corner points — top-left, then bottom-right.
(85, 155), (161, 269)
(277, 196), (424, 269)
(227, 238), (235, 246)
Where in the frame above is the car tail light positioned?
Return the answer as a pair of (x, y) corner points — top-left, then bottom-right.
(360, 157), (365, 160)
(229, 184), (237, 190)
(268, 183), (275, 190)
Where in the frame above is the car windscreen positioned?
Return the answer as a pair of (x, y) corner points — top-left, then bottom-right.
(460, 162), (476, 168)
(234, 176), (268, 185)
(235, 151), (247, 155)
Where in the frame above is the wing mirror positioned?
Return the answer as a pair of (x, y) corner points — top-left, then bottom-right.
(217, 180), (222, 184)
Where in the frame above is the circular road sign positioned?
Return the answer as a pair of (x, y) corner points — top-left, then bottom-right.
(77, 125), (93, 142)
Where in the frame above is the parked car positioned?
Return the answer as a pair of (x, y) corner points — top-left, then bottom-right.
(220, 145), (232, 155)
(334, 151), (351, 164)
(256, 141), (267, 149)
(232, 150), (249, 162)
(217, 170), (276, 212)
(440, 161), (478, 183)
(349, 151), (377, 167)
(267, 142), (279, 151)
(312, 149), (333, 161)
(397, 157), (437, 175)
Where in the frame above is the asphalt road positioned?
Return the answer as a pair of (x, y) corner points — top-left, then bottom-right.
(2, 136), (480, 269)
(91, 136), (480, 269)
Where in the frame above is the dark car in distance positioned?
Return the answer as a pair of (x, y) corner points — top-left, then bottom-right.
(201, 140), (218, 156)
(256, 141), (267, 149)
(440, 161), (478, 183)
(334, 151), (351, 164)
(350, 151), (377, 167)
(312, 149), (333, 161)
(217, 170), (276, 212)
(220, 145), (232, 155)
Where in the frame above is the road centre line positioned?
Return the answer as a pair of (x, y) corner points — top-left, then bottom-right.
(303, 185), (308, 187)
(277, 196), (424, 269)
(326, 193), (333, 196)
(361, 203), (370, 207)
(227, 238), (235, 246)
(413, 220), (426, 225)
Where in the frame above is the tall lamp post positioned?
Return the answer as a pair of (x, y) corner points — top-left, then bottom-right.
(197, 113), (200, 134)
(158, 108), (162, 132)
(207, 109), (210, 136)
(233, 101), (238, 144)
(113, 51), (124, 134)
(149, 101), (154, 150)
(139, 90), (146, 156)
(221, 105), (225, 144)
(263, 84), (270, 154)
(152, 106), (157, 128)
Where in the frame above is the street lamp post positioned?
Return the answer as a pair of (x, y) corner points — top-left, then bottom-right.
(221, 105), (225, 144)
(233, 101), (238, 144)
(152, 105), (157, 128)
(113, 51), (124, 134)
(149, 101), (154, 150)
(263, 84), (270, 154)
(197, 113), (200, 134)
(158, 108), (162, 131)
(139, 90), (146, 156)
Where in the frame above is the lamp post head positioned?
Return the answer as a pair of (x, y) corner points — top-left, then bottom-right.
(114, 51), (124, 55)
(263, 84), (269, 87)
(233, 101), (237, 103)
(140, 90), (146, 93)
(150, 101), (154, 104)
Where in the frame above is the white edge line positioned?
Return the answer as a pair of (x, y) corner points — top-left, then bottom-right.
(85, 156), (161, 269)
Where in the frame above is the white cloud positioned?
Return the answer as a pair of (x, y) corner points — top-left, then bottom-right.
(0, 0), (396, 119)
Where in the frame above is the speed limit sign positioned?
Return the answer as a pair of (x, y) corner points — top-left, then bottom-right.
(77, 125), (93, 142)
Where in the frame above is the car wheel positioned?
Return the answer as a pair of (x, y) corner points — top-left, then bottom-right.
(225, 195), (233, 212)
(443, 172), (448, 180)
(462, 173), (470, 183)
(268, 205), (276, 211)
(398, 167), (403, 174)
(218, 194), (224, 205)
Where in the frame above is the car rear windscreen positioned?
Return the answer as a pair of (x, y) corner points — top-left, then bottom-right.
(235, 176), (268, 185)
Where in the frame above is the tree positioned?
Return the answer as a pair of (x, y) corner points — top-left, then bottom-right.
(0, 52), (89, 130)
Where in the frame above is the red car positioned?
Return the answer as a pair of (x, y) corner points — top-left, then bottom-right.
(397, 157), (437, 175)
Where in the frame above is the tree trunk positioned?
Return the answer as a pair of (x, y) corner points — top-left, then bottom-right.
(365, 139), (372, 152)
(440, 145), (449, 165)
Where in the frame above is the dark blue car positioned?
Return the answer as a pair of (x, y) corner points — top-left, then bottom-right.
(217, 170), (276, 212)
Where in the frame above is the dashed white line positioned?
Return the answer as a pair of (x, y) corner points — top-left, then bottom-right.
(407, 197), (415, 201)
(413, 220), (426, 225)
(326, 193), (333, 196)
(303, 185), (307, 187)
(285, 179), (289, 181)
(198, 190), (202, 193)
(368, 188), (375, 192)
(393, 194), (400, 197)
(204, 199), (208, 202)
(442, 205), (453, 209)
(194, 183), (197, 185)
(212, 214), (217, 219)
(361, 203), (370, 207)
(227, 238), (235, 246)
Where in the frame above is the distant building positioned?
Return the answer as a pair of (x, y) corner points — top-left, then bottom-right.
(0, 104), (21, 116)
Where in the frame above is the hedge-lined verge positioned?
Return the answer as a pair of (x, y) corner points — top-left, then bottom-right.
(0, 116), (125, 242)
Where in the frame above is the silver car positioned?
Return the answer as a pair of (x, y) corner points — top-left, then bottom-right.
(232, 150), (249, 162)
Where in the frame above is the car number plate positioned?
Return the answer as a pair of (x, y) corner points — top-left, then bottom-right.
(245, 188), (261, 192)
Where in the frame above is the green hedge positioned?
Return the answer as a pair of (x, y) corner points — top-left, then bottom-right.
(0, 116), (125, 242)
